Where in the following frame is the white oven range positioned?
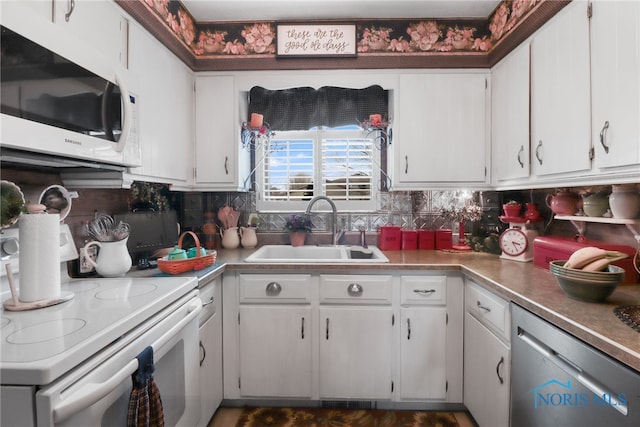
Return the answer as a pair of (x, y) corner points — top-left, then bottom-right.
(1, 275), (201, 427)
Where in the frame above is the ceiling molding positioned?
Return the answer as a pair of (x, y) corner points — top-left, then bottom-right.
(117, 0), (570, 71)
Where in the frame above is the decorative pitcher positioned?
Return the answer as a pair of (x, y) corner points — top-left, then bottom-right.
(545, 191), (580, 215)
(83, 238), (132, 277)
(581, 192), (609, 217)
(220, 227), (240, 249)
(609, 184), (640, 219)
(240, 227), (258, 248)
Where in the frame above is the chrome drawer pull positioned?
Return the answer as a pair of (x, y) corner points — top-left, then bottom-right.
(413, 289), (436, 295)
(477, 301), (491, 312)
(199, 341), (206, 366)
(347, 283), (363, 296)
(265, 282), (282, 296)
(202, 296), (214, 307)
(599, 120), (610, 153)
(407, 318), (411, 340)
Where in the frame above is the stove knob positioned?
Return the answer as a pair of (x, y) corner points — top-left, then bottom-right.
(2, 237), (19, 256)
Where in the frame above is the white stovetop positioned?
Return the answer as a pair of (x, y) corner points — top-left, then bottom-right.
(1, 275), (197, 385)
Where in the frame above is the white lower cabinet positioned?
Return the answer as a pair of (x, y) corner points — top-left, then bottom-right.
(464, 280), (511, 427)
(222, 271), (463, 404)
(198, 278), (223, 427)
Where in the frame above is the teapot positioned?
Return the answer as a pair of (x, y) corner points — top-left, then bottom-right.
(581, 192), (609, 217)
(83, 238), (132, 277)
(546, 191), (580, 216)
(240, 227), (258, 248)
(220, 227), (240, 249)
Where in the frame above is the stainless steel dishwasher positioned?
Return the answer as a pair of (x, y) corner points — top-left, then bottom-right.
(511, 303), (640, 427)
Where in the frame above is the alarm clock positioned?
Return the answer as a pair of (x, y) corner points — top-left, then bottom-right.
(498, 217), (538, 262)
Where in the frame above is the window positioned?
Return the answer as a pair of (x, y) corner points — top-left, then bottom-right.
(256, 126), (381, 212)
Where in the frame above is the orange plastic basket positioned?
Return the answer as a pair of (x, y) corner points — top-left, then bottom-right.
(157, 231), (216, 274)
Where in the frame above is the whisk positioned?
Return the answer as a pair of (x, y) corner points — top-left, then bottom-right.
(87, 214), (130, 242)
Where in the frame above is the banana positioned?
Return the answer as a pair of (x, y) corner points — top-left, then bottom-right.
(564, 247), (608, 269)
(581, 257), (612, 272)
(564, 247), (629, 270)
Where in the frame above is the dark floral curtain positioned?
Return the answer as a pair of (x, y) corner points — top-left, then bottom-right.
(248, 85), (388, 131)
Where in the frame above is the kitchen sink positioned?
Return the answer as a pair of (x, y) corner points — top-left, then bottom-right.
(244, 245), (389, 263)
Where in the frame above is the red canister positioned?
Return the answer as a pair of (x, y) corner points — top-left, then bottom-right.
(418, 230), (435, 250)
(401, 230), (418, 250)
(378, 226), (402, 250)
(435, 229), (452, 250)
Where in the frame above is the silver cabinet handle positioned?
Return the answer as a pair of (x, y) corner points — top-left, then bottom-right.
(224, 156), (229, 175)
(265, 282), (282, 296)
(517, 145), (524, 168)
(325, 318), (329, 340)
(599, 120), (610, 153)
(535, 140), (543, 165)
(301, 317), (305, 339)
(496, 356), (504, 384)
(202, 296), (214, 307)
(347, 283), (363, 296)
(407, 318), (411, 340)
(413, 289), (435, 295)
(65, 0), (75, 22)
(477, 301), (491, 312)
(404, 155), (408, 174)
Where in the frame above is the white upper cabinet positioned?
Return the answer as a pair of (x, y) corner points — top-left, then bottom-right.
(492, 43), (531, 183)
(194, 75), (250, 191)
(126, 23), (192, 186)
(54, 0), (128, 68)
(530, 0), (591, 178)
(590, 0), (640, 171)
(395, 73), (489, 189)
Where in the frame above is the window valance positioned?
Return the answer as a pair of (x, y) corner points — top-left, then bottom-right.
(248, 85), (388, 131)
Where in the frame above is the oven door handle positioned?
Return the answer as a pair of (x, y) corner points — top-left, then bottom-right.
(52, 299), (201, 423)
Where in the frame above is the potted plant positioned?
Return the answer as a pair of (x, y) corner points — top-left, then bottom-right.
(285, 214), (312, 247)
(1, 181), (26, 230)
(502, 200), (522, 218)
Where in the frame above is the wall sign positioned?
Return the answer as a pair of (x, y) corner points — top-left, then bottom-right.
(276, 24), (357, 57)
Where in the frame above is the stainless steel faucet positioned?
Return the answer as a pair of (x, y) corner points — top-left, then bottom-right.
(305, 195), (341, 245)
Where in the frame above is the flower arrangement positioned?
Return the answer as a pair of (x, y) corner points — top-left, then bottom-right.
(242, 23), (275, 54)
(285, 214), (312, 233)
(407, 21), (443, 52)
(445, 26), (476, 50)
(197, 29), (228, 54)
(357, 26), (393, 52)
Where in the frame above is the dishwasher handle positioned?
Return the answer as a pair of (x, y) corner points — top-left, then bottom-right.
(52, 298), (202, 423)
(517, 327), (628, 416)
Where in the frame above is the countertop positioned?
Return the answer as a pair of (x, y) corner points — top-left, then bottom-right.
(132, 247), (640, 372)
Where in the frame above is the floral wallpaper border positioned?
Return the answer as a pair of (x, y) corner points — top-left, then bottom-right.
(142, 0), (541, 58)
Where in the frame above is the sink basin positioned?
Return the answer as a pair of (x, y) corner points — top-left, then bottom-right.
(244, 245), (389, 263)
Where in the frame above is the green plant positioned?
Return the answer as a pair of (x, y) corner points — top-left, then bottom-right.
(285, 214), (312, 233)
(1, 182), (25, 228)
(505, 200), (520, 205)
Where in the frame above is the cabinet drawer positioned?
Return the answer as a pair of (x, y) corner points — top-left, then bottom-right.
(239, 274), (311, 303)
(199, 280), (217, 324)
(465, 281), (510, 342)
(319, 275), (392, 305)
(400, 276), (447, 305)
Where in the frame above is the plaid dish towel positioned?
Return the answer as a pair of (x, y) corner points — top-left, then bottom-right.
(127, 346), (164, 427)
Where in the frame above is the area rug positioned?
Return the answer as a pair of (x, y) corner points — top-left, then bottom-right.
(235, 407), (460, 427)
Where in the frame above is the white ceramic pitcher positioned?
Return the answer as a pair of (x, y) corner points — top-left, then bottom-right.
(220, 227), (240, 249)
(83, 238), (132, 277)
(240, 227), (258, 248)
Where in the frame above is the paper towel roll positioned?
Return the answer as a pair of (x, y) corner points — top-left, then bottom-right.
(19, 213), (61, 302)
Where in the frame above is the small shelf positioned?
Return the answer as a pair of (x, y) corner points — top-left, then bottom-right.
(554, 215), (640, 242)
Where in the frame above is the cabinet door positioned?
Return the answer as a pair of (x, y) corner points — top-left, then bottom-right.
(492, 43), (530, 182)
(195, 76), (248, 189)
(239, 306), (312, 397)
(591, 0), (640, 169)
(530, 1), (591, 177)
(399, 307), (447, 399)
(396, 73), (488, 186)
(464, 313), (510, 427)
(198, 312), (222, 427)
(319, 307), (393, 399)
(53, 0), (128, 68)
(127, 24), (192, 184)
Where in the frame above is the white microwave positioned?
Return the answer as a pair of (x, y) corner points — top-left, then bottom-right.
(0, 24), (140, 167)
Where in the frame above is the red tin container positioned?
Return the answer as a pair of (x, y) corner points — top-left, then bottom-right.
(378, 226), (402, 250)
(418, 230), (435, 250)
(401, 230), (418, 250)
(435, 229), (453, 250)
